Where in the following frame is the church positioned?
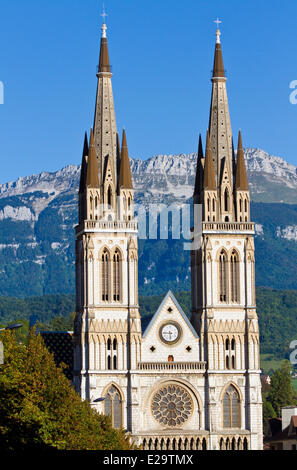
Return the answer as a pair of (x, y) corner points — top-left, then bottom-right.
(73, 19), (263, 451)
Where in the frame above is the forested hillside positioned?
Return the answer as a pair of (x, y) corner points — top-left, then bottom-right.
(1, 288), (297, 363)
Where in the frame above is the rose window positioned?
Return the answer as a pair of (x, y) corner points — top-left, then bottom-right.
(151, 384), (193, 427)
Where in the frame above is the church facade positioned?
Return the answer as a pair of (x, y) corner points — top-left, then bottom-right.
(73, 21), (263, 451)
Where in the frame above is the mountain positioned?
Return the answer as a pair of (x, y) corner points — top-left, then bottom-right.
(0, 148), (296, 297)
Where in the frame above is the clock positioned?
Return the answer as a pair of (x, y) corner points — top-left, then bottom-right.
(159, 322), (181, 345)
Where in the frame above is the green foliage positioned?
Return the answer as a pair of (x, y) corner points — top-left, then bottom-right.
(256, 288), (297, 359)
(267, 361), (297, 417)
(0, 201), (297, 296)
(0, 285), (297, 365)
(262, 398), (277, 436)
(0, 330), (133, 450)
(0, 294), (75, 326)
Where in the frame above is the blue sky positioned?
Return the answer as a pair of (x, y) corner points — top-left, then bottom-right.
(0, 0), (297, 183)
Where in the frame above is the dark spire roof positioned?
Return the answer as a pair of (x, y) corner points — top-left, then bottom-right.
(99, 24), (111, 73)
(212, 30), (225, 78)
(86, 129), (99, 188)
(116, 132), (121, 179)
(79, 132), (89, 194)
(235, 130), (249, 191)
(203, 131), (216, 190)
(194, 134), (204, 196)
(119, 129), (133, 189)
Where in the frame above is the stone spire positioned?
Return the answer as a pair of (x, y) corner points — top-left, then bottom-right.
(93, 20), (118, 191)
(203, 131), (216, 190)
(86, 129), (99, 188)
(209, 25), (233, 186)
(235, 131), (249, 190)
(212, 27), (225, 78)
(194, 134), (204, 198)
(99, 23), (111, 73)
(79, 132), (89, 194)
(119, 129), (133, 189)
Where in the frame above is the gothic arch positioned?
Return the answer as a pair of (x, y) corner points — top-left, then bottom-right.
(229, 248), (241, 304)
(112, 246), (123, 302)
(220, 382), (242, 429)
(220, 381), (243, 403)
(217, 248), (228, 303)
(228, 247), (241, 262)
(102, 382), (124, 429)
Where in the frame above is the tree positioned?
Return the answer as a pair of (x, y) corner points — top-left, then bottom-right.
(267, 360), (297, 417)
(262, 397), (277, 436)
(0, 330), (133, 450)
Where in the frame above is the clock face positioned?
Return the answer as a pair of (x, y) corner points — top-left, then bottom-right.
(160, 323), (180, 344)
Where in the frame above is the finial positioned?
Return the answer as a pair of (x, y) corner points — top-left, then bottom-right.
(214, 18), (222, 44)
(101, 3), (108, 38)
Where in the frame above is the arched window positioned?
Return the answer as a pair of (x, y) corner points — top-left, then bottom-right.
(107, 337), (118, 370)
(245, 198), (248, 213)
(107, 186), (112, 208)
(101, 249), (110, 301)
(219, 251), (228, 302)
(224, 188), (229, 212)
(113, 249), (121, 302)
(104, 385), (122, 429)
(230, 250), (240, 303)
(212, 198), (216, 213)
(225, 338), (236, 370)
(223, 385), (241, 428)
(113, 338), (117, 370)
(225, 338), (230, 369)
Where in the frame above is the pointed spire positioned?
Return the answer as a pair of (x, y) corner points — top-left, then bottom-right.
(86, 129), (99, 187)
(119, 129), (133, 189)
(203, 131), (216, 190)
(235, 130), (249, 190)
(194, 134), (204, 196)
(79, 132), (89, 194)
(116, 132), (121, 175)
(212, 26), (225, 78)
(99, 22), (111, 73)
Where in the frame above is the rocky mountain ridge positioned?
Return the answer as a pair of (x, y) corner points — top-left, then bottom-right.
(0, 147), (296, 297)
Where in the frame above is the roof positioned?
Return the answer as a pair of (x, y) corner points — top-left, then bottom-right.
(99, 35), (111, 73)
(142, 290), (198, 339)
(86, 129), (100, 188)
(40, 331), (74, 381)
(119, 129), (133, 189)
(213, 42), (225, 78)
(203, 131), (216, 190)
(266, 416), (297, 443)
(79, 132), (88, 194)
(194, 134), (204, 196)
(235, 130), (249, 191)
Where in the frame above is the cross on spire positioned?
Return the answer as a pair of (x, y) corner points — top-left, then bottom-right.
(101, 3), (108, 38)
(214, 18), (222, 44)
(101, 3), (108, 24)
(214, 18), (222, 28)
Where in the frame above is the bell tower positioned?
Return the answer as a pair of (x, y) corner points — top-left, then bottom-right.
(191, 25), (263, 450)
(73, 19), (141, 432)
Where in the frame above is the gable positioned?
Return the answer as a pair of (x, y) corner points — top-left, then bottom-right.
(143, 291), (198, 339)
(141, 291), (200, 364)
